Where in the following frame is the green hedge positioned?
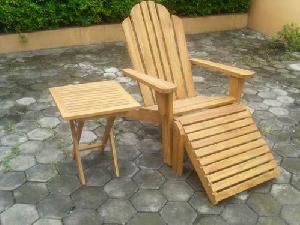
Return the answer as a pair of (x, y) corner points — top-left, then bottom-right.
(0, 0), (251, 33)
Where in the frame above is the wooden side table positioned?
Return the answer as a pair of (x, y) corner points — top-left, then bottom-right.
(49, 81), (140, 185)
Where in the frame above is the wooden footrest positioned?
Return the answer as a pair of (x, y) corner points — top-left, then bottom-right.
(176, 104), (279, 204)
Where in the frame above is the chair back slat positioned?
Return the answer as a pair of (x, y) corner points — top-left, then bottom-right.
(122, 1), (196, 106)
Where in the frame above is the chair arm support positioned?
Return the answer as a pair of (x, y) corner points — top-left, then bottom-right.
(122, 68), (177, 94)
(190, 58), (255, 79)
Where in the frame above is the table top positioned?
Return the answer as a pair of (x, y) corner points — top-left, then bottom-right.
(49, 81), (140, 120)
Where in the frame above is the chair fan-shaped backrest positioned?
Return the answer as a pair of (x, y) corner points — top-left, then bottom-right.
(122, 1), (196, 106)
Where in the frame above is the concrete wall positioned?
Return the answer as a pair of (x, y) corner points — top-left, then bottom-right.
(0, 14), (247, 54)
(248, 0), (300, 36)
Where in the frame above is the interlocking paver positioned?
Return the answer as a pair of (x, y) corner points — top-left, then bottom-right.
(71, 186), (107, 209)
(194, 215), (229, 225)
(128, 213), (165, 225)
(247, 193), (281, 216)
(108, 160), (139, 178)
(271, 184), (300, 204)
(14, 182), (48, 204)
(189, 192), (224, 215)
(0, 191), (13, 213)
(47, 175), (80, 195)
(131, 189), (166, 212)
(98, 199), (136, 224)
(162, 180), (194, 201)
(256, 217), (287, 225)
(85, 167), (112, 187)
(0, 171), (26, 191)
(26, 164), (57, 182)
(104, 177), (137, 198)
(9, 155), (36, 171)
(280, 204), (300, 225)
(37, 194), (74, 219)
(136, 153), (163, 169)
(133, 169), (165, 189)
(160, 202), (197, 225)
(63, 208), (102, 225)
(0, 204), (39, 225)
(33, 219), (63, 225)
(221, 204), (258, 225)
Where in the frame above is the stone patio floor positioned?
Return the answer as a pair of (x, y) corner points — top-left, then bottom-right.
(0, 29), (300, 225)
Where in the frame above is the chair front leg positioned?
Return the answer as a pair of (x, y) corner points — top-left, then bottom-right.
(229, 77), (245, 103)
(155, 92), (174, 166)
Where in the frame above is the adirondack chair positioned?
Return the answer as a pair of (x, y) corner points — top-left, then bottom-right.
(121, 1), (279, 204)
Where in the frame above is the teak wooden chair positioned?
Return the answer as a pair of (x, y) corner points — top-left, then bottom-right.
(121, 1), (279, 204)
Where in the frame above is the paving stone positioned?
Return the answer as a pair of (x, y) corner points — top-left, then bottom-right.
(118, 132), (139, 145)
(282, 158), (300, 174)
(26, 164), (57, 182)
(0, 171), (25, 190)
(136, 153), (163, 169)
(194, 215), (229, 225)
(277, 95), (295, 104)
(128, 213), (165, 225)
(16, 97), (36, 106)
(117, 145), (140, 160)
(80, 130), (97, 143)
(160, 202), (196, 225)
(274, 143), (300, 158)
(221, 204), (258, 225)
(288, 63), (300, 71)
(0, 204), (39, 225)
(98, 199), (136, 224)
(258, 91), (277, 99)
(104, 67), (119, 73)
(10, 155), (36, 171)
(33, 219), (63, 225)
(247, 193), (280, 216)
(28, 128), (54, 141)
(71, 186), (107, 209)
(137, 138), (162, 153)
(85, 167), (112, 186)
(131, 189), (166, 212)
(14, 182), (48, 204)
(56, 160), (82, 176)
(133, 169), (165, 189)
(280, 204), (300, 225)
(189, 192), (224, 214)
(160, 164), (192, 180)
(36, 150), (65, 163)
(274, 167), (291, 184)
(63, 208), (102, 225)
(256, 217), (287, 225)
(104, 177), (137, 198)
(162, 180), (194, 201)
(37, 194), (74, 219)
(48, 175), (80, 195)
(269, 107), (289, 116)
(19, 141), (43, 154)
(263, 99), (281, 107)
(291, 174), (300, 190)
(272, 88), (288, 96)
(271, 184), (300, 204)
(38, 117), (61, 128)
(1, 133), (28, 146)
(108, 160), (139, 178)
(0, 191), (13, 213)
(186, 171), (204, 191)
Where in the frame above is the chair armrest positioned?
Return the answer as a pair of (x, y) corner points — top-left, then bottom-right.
(122, 68), (177, 94)
(190, 58), (255, 79)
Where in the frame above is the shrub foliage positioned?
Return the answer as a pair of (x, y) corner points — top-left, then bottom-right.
(0, 0), (250, 33)
(273, 23), (300, 52)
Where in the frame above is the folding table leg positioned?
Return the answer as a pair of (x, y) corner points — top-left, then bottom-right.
(70, 120), (86, 185)
(72, 120), (84, 160)
(99, 116), (115, 152)
(109, 129), (120, 177)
